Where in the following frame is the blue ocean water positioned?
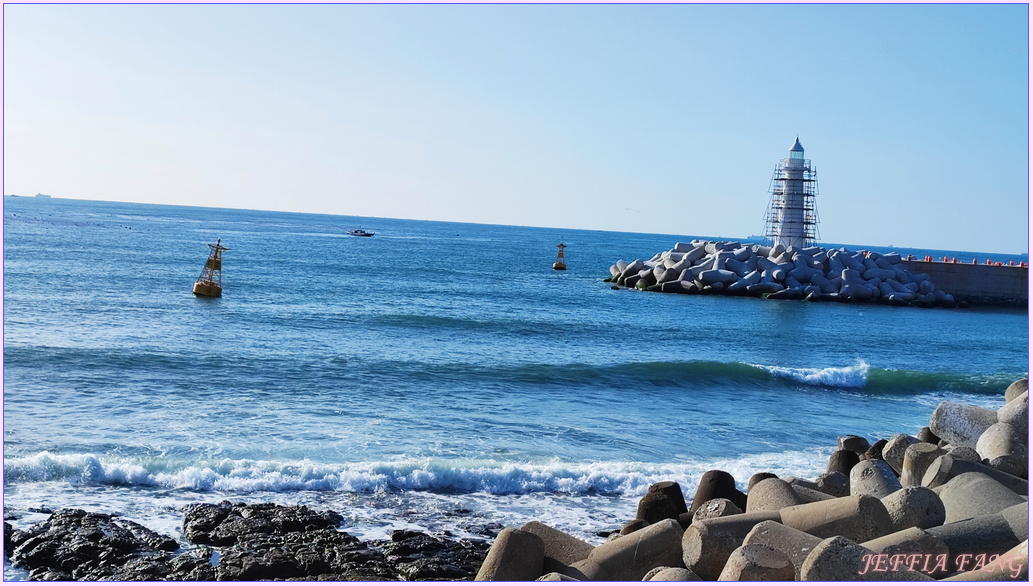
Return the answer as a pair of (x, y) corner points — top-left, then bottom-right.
(2, 196), (1028, 573)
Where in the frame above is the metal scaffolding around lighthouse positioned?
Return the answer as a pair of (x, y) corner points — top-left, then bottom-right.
(763, 137), (820, 249)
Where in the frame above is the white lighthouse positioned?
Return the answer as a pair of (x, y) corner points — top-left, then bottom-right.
(763, 137), (820, 249)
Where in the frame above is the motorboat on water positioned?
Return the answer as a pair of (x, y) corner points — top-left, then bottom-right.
(347, 229), (374, 237)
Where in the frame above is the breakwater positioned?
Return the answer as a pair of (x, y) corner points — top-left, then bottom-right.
(607, 240), (961, 307)
(901, 259), (1028, 307)
(475, 378), (1030, 581)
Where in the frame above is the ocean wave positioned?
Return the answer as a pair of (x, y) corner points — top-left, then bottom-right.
(3, 451), (829, 497)
(754, 360), (871, 388)
(6, 343), (1014, 395)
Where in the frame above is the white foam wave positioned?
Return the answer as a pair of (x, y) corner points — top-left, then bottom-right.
(4, 449), (831, 498)
(755, 360), (870, 388)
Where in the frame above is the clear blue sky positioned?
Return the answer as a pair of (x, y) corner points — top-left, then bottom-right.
(3, 4), (1029, 253)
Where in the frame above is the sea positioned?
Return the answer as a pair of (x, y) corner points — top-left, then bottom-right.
(3, 196), (1029, 579)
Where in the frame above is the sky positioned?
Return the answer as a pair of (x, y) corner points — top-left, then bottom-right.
(3, 3), (1029, 253)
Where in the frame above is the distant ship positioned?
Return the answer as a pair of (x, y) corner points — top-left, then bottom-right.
(35, 193), (51, 198)
(347, 229), (374, 237)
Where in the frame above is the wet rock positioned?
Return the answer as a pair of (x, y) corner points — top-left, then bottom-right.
(8, 508), (181, 581)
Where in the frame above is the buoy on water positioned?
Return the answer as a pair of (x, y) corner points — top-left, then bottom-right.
(553, 241), (567, 270)
(193, 238), (229, 297)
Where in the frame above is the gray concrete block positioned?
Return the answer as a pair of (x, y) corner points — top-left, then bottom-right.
(827, 449), (860, 476)
(1005, 378), (1028, 403)
(922, 453), (1027, 495)
(816, 471), (850, 497)
(688, 470), (747, 516)
(883, 433), (920, 475)
(850, 459), (903, 498)
(742, 519), (822, 580)
(635, 481), (688, 525)
(900, 442), (944, 487)
(717, 543), (794, 581)
(779, 494), (894, 542)
(690, 498), (741, 524)
(519, 521), (594, 576)
(681, 511), (781, 580)
(643, 566), (701, 581)
(861, 527), (951, 578)
(997, 390), (1028, 435)
(536, 571), (581, 581)
(941, 539), (1028, 581)
(926, 512), (1024, 572)
(799, 535), (935, 581)
(839, 435), (871, 456)
(880, 486), (946, 531)
(475, 527), (546, 581)
(929, 401), (998, 449)
(938, 471), (1026, 524)
(976, 423), (1027, 477)
(746, 477), (805, 512)
(585, 518), (683, 581)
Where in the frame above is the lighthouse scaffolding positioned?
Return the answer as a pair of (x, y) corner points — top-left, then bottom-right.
(763, 138), (820, 249)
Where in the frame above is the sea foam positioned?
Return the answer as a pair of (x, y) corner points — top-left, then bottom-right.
(4, 450), (830, 497)
(755, 360), (871, 388)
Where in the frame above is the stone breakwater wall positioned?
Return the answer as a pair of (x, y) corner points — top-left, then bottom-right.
(475, 378), (1029, 582)
(901, 260), (1028, 307)
(607, 240), (960, 308)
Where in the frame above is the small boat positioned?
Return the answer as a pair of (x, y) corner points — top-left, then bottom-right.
(553, 241), (567, 270)
(193, 238), (229, 297)
(347, 229), (374, 237)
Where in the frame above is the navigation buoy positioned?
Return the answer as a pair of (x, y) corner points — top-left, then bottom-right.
(193, 238), (229, 297)
(553, 241), (567, 270)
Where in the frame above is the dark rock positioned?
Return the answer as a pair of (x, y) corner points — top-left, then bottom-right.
(8, 508), (182, 581)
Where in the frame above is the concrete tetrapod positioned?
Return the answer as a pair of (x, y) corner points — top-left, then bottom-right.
(799, 535), (935, 581)
(900, 442), (944, 487)
(922, 453), (1027, 495)
(928, 401), (998, 449)
(882, 433), (920, 475)
(941, 539), (1029, 581)
(690, 498), (741, 524)
(716, 543), (795, 581)
(745, 477), (806, 512)
(517, 521), (593, 576)
(925, 502), (1028, 573)
(861, 527), (951, 578)
(778, 494), (895, 542)
(849, 459), (902, 498)
(474, 527), (545, 581)
(936, 471), (1027, 524)
(741, 519), (822, 580)
(681, 511), (781, 580)
(576, 518), (683, 581)
(879, 486), (946, 532)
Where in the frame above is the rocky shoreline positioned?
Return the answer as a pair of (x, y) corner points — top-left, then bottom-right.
(5, 379), (1027, 581)
(607, 240), (963, 307)
(4, 502), (496, 581)
(475, 378), (1029, 581)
